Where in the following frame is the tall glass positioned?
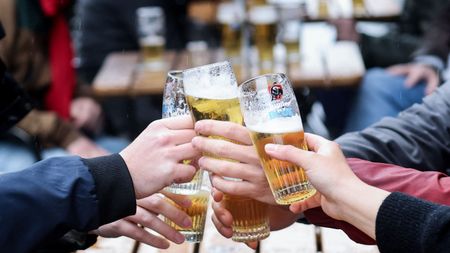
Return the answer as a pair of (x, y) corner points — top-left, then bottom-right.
(162, 71), (203, 195)
(248, 5), (278, 74)
(183, 61), (270, 242)
(136, 7), (165, 68)
(352, 0), (365, 16)
(163, 173), (210, 243)
(238, 73), (316, 205)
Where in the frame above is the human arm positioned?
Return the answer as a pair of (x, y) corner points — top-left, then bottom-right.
(304, 157), (450, 244)
(0, 116), (199, 252)
(336, 82), (450, 171)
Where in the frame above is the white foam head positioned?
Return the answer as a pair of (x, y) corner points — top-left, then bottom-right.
(217, 3), (245, 24)
(249, 5), (278, 24)
(183, 61), (238, 99)
(247, 115), (303, 134)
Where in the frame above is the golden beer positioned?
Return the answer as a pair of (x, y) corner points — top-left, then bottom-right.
(224, 195), (269, 242)
(352, 0), (365, 16)
(164, 190), (209, 243)
(247, 116), (316, 205)
(141, 37), (165, 63)
(183, 62), (269, 241)
(249, 6), (278, 74)
(185, 93), (270, 242)
(221, 24), (242, 59)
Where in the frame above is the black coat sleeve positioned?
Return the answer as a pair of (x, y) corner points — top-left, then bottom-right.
(336, 83), (450, 172)
(376, 192), (450, 253)
(0, 154), (136, 253)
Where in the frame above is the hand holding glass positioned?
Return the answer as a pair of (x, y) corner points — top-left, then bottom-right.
(239, 73), (316, 205)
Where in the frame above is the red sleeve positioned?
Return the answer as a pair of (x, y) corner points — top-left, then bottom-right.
(304, 158), (450, 245)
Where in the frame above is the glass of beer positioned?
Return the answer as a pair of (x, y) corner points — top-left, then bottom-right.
(248, 5), (278, 74)
(352, 0), (365, 16)
(162, 71), (203, 195)
(136, 7), (165, 68)
(183, 61), (270, 242)
(238, 73), (316, 205)
(163, 172), (210, 243)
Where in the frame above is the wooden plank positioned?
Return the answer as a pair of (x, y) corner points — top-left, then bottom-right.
(321, 227), (380, 253)
(137, 240), (195, 253)
(92, 52), (139, 96)
(260, 223), (317, 253)
(77, 236), (137, 253)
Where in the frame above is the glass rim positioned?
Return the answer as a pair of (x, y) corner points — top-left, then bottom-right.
(167, 70), (183, 80)
(239, 73), (288, 96)
(183, 61), (232, 74)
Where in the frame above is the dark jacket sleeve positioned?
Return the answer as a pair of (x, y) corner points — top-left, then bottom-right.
(304, 158), (450, 244)
(0, 154), (136, 253)
(376, 192), (450, 253)
(336, 82), (450, 172)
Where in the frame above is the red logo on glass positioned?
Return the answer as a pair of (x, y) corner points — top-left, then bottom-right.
(269, 83), (283, 100)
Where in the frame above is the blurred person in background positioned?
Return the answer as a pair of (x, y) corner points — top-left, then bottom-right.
(0, 0), (128, 173)
(73, 0), (189, 138)
(319, 0), (449, 137)
(343, 0), (450, 132)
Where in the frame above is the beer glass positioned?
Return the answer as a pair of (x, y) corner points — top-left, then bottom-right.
(162, 71), (203, 195)
(281, 20), (301, 64)
(238, 73), (316, 205)
(183, 61), (270, 242)
(136, 7), (165, 68)
(163, 172), (210, 243)
(217, 3), (244, 60)
(352, 0), (365, 16)
(248, 5), (278, 74)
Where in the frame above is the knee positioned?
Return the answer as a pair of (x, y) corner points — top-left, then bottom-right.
(360, 68), (406, 95)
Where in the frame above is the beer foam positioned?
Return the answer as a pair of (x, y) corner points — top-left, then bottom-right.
(248, 5), (278, 24)
(217, 3), (245, 24)
(183, 61), (238, 99)
(140, 36), (165, 46)
(246, 115), (303, 134)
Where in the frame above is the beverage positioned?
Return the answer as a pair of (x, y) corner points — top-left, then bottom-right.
(281, 20), (301, 64)
(183, 61), (270, 242)
(318, 0), (328, 18)
(136, 7), (165, 68)
(140, 37), (165, 63)
(249, 6), (278, 73)
(217, 3), (244, 60)
(352, 0), (365, 16)
(247, 116), (316, 205)
(239, 73), (316, 205)
(223, 195), (269, 242)
(164, 190), (209, 243)
(162, 71), (203, 195)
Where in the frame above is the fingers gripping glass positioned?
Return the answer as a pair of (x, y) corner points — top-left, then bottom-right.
(239, 73), (316, 205)
(162, 71), (203, 195)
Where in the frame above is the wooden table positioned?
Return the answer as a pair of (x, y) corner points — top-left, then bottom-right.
(92, 41), (365, 97)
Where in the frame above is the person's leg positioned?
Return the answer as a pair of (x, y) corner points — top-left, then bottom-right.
(0, 142), (36, 174)
(344, 68), (425, 132)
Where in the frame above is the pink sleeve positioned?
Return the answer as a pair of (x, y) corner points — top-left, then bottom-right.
(304, 158), (450, 244)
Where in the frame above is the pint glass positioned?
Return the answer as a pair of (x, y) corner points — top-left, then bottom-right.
(163, 175), (210, 243)
(136, 7), (165, 68)
(183, 61), (270, 242)
(239, 73), (316, 205)
(162, 71), (203, 195)
(248, 5), (278, 74)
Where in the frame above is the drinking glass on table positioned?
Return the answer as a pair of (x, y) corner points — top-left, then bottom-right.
(136, 6), (165, 69)
(162, 71), (203, 195)
(238, 73), (316, 205)
(183, 61), (270, 242)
